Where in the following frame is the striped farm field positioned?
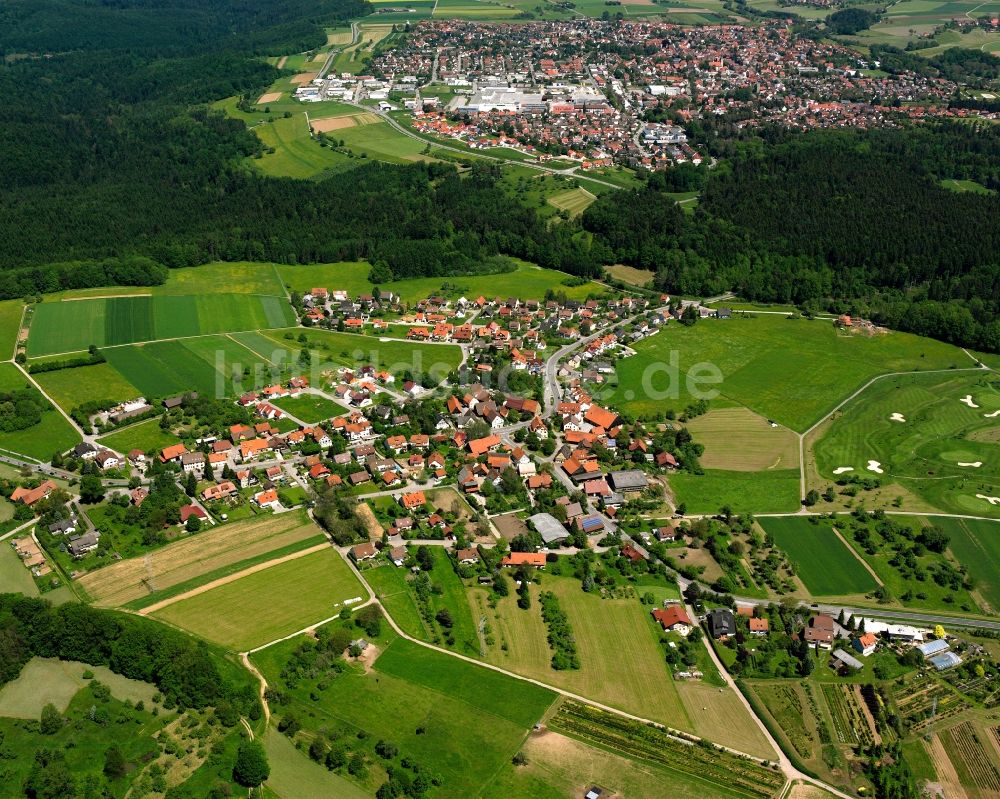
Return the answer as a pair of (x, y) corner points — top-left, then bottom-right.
(77, 511), (325, 608)
(152, 547), (364, 650)
(547, 186), (597, 217)
(931, 516), (1000, 611)
(758, 517), (878, 596)
(685, 406), (799, 472)
(27, 293), (295, 356)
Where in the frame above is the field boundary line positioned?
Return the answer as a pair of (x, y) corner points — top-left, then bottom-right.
(831, 526), (883, 587)
(224, 333), (284, 367)
(139, 542), (330, 616)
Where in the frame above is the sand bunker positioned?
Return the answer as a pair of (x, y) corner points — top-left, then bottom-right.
(866, 460), (884, 474)
(833, 466), (854, 475)
(257, 92), (282, 104)
(960, 394), (980, 408)
(889, 412), (906, 422)
(976, 494), (1000, 506)
(957, 462), (983, 468)
(984, 409), (1000, 419)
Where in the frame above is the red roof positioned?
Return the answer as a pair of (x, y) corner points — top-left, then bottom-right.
(501, 552), (546, 567)
(652, 606), (691, 630)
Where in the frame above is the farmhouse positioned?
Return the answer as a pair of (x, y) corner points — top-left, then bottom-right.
(11, 481), (58, 506)
(501, 552), (546, 569)
(804, 614), (835, 649)
(651, 605), (692, 635)
(854, 632), (878, 656)
(608, 470), (649, 494)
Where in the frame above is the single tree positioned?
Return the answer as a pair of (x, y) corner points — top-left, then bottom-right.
(232, 740), (270, 787)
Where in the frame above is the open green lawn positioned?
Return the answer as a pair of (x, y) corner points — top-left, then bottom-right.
(271, 393), (348, 423)
(813, 371), (1000, 518)
(362, 563), (431, 639)
(940, 177), (997, 195)
(33, 363), (141, 415)
(670, 469), (801, 515)
(263, 729), (371, 799)
(0, 657), (157, 718)
(97, 417), (180, 454)
(610, 315), (970, 431)
(252, 113), (358, 179)
(0, 542), (39, 598)
(758, 517), (878, 596)
(28, 293), (295, 356)
(685, 406), (800, 472)
(477, 576), (686, 725)
(546, 186), (597, 218)
(254, 633), (557, 799)
(0, 364), (79, 460)
(0, 300), (24, 358)
(278, 258), (606, 303)
(152, 548), (363, 651)
(932, 516), (1000, 612)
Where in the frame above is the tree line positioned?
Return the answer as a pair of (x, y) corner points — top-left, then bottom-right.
(582, 124), (1000, 352)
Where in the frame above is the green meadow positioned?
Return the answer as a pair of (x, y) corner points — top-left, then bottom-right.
(932, 516), (1000, 611)
(670, 469), (802, 515)
(758, 517), (878, 596)
(0, 363), (79, 459)
(97, 417), (181, 454)
(610, 315), (969, 431)
(28, 293), (295, 356)
(252, 113), (358, 179)
(34, 363), (141, 414)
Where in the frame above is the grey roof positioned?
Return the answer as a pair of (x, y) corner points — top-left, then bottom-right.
(608, 470), (649, 491)
(707, 608), (736, 638)
(929, 651), (962, 671)
(529, 513), (569, 545)
(831, 648), (864, 671)
(917, 639), (950, 658)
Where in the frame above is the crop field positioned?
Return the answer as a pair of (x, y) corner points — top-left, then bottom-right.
(152, 548), (363, 650)
(96, 417), (180, 455)
(892, 672), (970, 735)
(933, 516), (1000, 612)
(746, 682), (819, 760)
(550, 702), (785, 798)
(685, 407), (800, 471)
(254, 634), (557, 799)
(252, 113), (357, 179)
(608, 315), (968, 431)
(77, 511), (324, 607)
(607, 263), (655, 287)
(547, 186), (597, 217)
(847, 0), (1000, 47)
(670, 468), (801, 514)
(28, 293), (295, 356)
(0, 299), (24, 356)
(758, 517), (878, 596)
(33, 362), (140, 414)
(937, 721), (1000, 799)
(813, 371), (1000, 517)
(0, 364), (79, 460)
(0, 657), (157, 718)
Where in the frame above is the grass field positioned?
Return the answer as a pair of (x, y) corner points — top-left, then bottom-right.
(610, 315), (970, 431)
(812, 371), (1000, 517)
(933, 516), (1000, 612)
(271, 393), (348, 423)
(0, 542), (39, 597)
(758, 517), (879, 596)
(0, 657), (157, 718)
(28, 293), (295, 356)
(670, 468), (801, 514)
(475, 576), (693, 729)
(275, 258), (606, 303)
(685, 406), (800, 471)
(252, 113), (357, 179)
(0, 364), (79, 460)
(607, 263), (655, 287)
(152, 548), (363, 650)
(254, 633), (558, 799)
(0, 300), (24, 358)
(96, 417), (180, 454)
(547, 186), (597, 218)
(362, 563), (430, 638)
(263, 730), (371, 799)
(33, 362), (141, 415)
(77, 511), (324, 607)
(337, 119), (438, 163)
